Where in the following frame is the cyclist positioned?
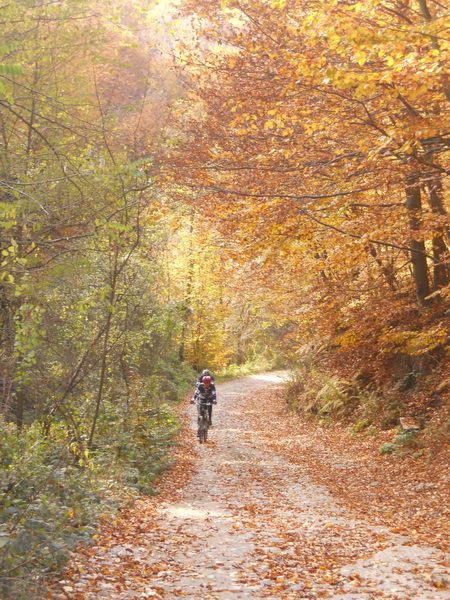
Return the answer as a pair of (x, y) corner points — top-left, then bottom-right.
(192, 375), (217, 426)
(197, 369), (215, 384)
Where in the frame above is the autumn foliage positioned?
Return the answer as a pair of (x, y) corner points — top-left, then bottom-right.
(167, 0), (449, 390)
(0, 0), (449, 596)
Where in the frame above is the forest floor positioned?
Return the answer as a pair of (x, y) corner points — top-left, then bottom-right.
(54, 373), (449, 599)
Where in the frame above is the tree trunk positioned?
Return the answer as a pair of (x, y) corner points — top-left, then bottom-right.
(405, 175), (430, 304)
(88, 245), (119, 449)
(426, 173), (449, 289)
(179, 212), (195, 362)
(0, 285), (16, 419)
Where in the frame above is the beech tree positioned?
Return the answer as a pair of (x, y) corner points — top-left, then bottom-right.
(167, 0), (449, 367)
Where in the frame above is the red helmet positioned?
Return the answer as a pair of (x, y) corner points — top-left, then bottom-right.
(202, 375), (212, 388)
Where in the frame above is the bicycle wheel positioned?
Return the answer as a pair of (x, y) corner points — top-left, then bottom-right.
(198, 415), (205, 443)
(200, 412), (209, 443)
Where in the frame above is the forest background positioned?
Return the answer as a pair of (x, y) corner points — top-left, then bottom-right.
(0, 0), (448, 597)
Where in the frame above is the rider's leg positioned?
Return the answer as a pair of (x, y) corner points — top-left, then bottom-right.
(208, 404), (212, 425)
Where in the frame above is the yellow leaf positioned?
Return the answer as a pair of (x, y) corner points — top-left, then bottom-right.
(355, 51), (367, 66)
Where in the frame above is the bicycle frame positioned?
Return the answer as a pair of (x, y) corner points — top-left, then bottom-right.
(196, 401), (212, 443)
(196, 400), (212, 414)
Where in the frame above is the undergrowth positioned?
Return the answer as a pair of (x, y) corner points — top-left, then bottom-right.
(0, 375), (188, 600)
(379, 429), (422, 455)
(285, 364), (384, 427)
(284, 341), (450, 459)
(216, 354), (280, 381)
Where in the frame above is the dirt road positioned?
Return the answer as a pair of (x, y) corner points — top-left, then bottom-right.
(58, 373), (449, 599)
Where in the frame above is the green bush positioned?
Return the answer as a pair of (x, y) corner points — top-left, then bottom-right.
(394, 429), (420, 448)
(380, 442), (396, 454)
(0, 396), (180, 599)
(0, 420), (105, 599)
(104, 404), (180, 494)
(350, 418), (370, 434)
(379, 429), (422, 457)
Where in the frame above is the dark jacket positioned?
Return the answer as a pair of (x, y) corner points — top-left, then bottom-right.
(195, 382), (217, 403)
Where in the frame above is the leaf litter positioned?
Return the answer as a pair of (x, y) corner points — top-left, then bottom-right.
(52, 373), (448, 599)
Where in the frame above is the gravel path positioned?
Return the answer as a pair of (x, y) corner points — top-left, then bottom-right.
(58, 373), (449, 599)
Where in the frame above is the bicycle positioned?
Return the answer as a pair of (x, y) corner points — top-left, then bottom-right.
(191, 397), (216, 443)
(196, 400), (211, 443)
